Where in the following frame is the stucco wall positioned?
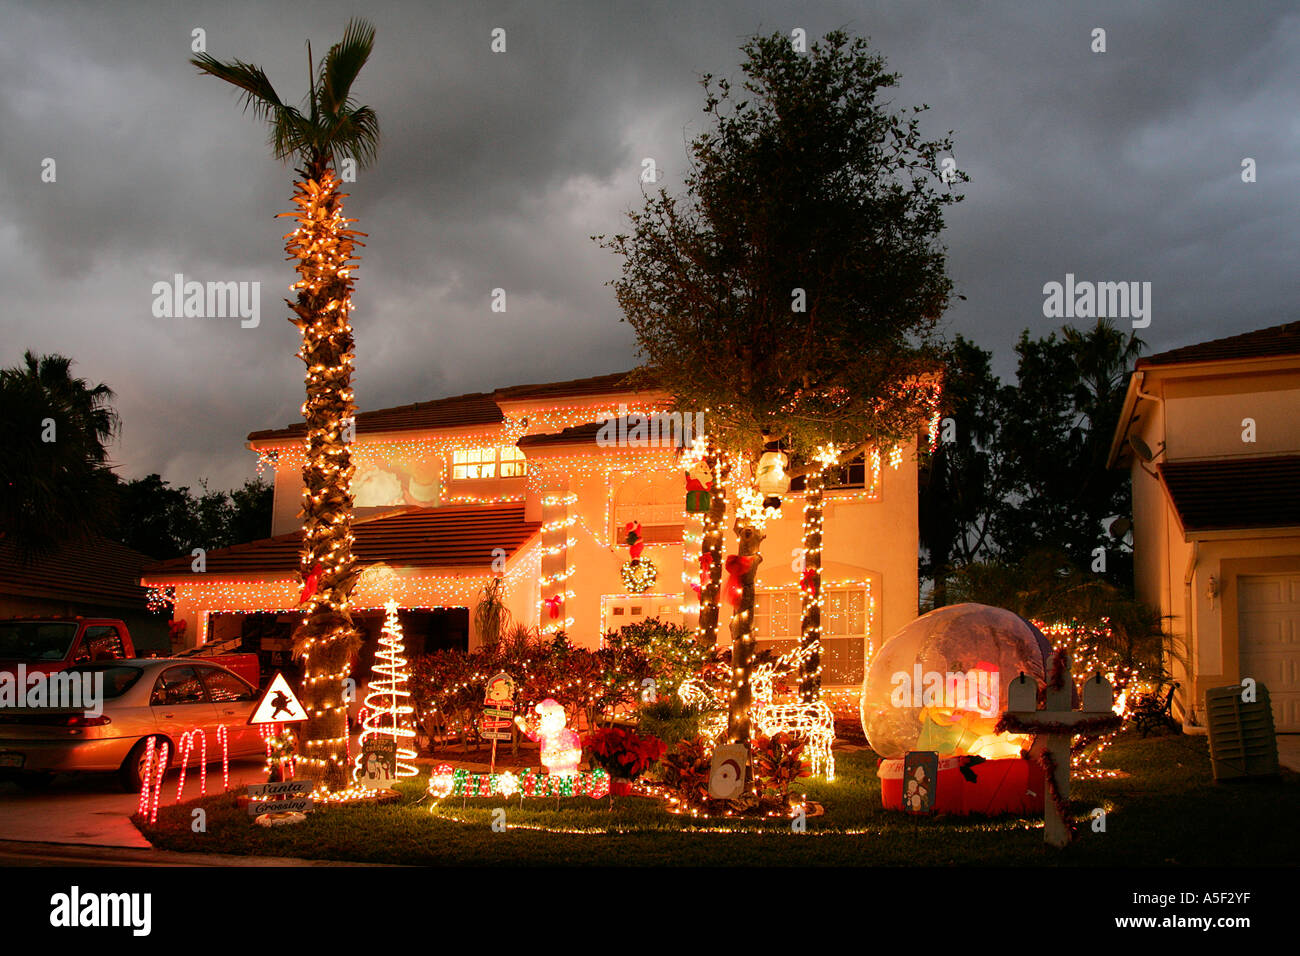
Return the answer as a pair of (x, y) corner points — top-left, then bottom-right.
(1126, 363), (1300, 723)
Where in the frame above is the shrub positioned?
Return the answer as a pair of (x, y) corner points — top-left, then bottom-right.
(637, 696), (716, 747)
(605, 617), (711, 691)
(751, 732), (811, 803)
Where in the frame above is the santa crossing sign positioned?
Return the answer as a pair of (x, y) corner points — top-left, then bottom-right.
(248, 672), (308, 725)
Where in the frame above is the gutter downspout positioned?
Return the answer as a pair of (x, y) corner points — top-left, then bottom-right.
(1133, 371), (1196, 728)
(1181, 540), (1204, 732)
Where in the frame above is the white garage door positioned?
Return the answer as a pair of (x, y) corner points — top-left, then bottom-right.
(1238, 573), (1300, 732)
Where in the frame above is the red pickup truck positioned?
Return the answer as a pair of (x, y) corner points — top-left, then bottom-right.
(0, 617), (261, 687)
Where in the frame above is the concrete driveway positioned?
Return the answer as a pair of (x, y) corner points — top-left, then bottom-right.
(0, 756), (269, 848)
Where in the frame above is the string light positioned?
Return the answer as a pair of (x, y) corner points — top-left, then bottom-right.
(502, 401), (665, 444)
(750, 641), (836, 779)
(538, 492), (578, 633)
(274, 167), (369, 790)
(1034, 620), (1139, 778)
(353, 600), (419, 784)
(620, 558), (659, 593)
(427, 764), (610, 801)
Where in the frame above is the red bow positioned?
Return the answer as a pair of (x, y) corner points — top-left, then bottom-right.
(724, 555), (754, 608)
(698, 552), (713, 595)
(543, 595), (563, 619)
(800, 567), (819, 594)
(298, 563), (323, 606)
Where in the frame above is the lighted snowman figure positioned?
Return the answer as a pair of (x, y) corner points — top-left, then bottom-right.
(514, 698), (581, 777)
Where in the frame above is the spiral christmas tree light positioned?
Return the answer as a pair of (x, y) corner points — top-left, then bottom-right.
(355, 600), (419, 779)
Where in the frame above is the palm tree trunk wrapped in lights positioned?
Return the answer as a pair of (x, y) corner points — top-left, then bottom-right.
(283, 164), (366, 788)
(797, 470), (825, 702)
(694, 439), (729, 646)
(193, 19), (380, 791)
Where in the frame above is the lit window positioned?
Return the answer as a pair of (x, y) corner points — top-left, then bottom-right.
(451, 446), (527, 480)
(499, 445), (528, 478)
(752, 587), (871, 685)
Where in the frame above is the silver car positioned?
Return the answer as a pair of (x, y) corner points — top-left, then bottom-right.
(0, 658), (267, 790)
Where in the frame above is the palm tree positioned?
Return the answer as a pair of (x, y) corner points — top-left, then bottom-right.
(0, 352), (119, 560)
(192, 19), (379, 791)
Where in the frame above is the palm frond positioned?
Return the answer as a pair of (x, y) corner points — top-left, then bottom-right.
(326, 104), (381, 168)
(269, 105), (315, 162)
(195, 22), (378, 170)
(191, 54), (286, 125)
(317, 19), (375, 115)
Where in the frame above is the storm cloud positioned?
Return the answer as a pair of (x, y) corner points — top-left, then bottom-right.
(2, 0), (1296, 489)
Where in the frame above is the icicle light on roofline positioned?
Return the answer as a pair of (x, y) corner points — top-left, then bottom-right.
(502, 401), (666, 442)
(147, 554), (537, 646)
(255, 429), (515, 473)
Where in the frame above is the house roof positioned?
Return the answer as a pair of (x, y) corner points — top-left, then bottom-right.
(493, 370), (649, 402)
(1108, 321), (1300, 469)
(517, 421), (605, 448)
(1138, 321), (1300, 368)
(0, 534), (154, 610)
(517, 415), (694, 451)
(141, 504), (540, 578)
(246, 371), (654, 444)
(1159, 455), (1300, 534)
(247, 391), (503, 443)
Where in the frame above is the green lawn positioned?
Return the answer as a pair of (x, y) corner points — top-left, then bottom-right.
(135, 733), (1297, 866)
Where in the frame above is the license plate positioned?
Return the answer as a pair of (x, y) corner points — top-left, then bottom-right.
(0, 754), (24, 768)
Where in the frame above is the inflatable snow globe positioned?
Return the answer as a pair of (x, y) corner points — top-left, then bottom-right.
(861, 603), (1052, 814)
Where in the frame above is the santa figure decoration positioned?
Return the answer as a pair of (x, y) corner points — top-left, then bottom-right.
(514, 698), (581, 777)
(684, 462), (714, 514)
(623, 520), (644, 561)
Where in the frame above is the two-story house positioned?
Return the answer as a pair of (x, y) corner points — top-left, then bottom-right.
(1108, 322), (1300, 731)
(140, 371), (921, 688)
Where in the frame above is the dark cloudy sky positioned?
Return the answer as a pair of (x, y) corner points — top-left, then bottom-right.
(2, 0), (1297, 492)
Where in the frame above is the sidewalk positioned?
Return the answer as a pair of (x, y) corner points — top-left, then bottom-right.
(0, 839), (393, 867)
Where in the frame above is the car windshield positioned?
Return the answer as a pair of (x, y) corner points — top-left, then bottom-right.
(64, 664), (143, 699)
(0, 622), (79, 661)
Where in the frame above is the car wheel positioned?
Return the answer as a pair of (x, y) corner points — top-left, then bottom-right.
(15, 772), (55, 790)
(120, 737), (169, 792)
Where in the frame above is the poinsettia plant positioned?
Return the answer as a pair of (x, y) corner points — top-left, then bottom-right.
(583, 726), (666, 780)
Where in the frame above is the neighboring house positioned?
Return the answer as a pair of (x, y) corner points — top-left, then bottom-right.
(1108, 322), (1300, 731)
(0, 534), (170, 652)
(140, 371), (922, 688)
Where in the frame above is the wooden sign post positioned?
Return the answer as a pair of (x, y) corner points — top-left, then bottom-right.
(481, 672), (516, 774)
(998, 653), (1121, 847)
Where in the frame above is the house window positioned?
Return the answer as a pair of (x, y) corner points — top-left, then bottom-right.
(789, 454), (867, 492)
(612, 472), (683, 543)
(752, 586), (871, 685)
(602, 595), (681, 638)
(452, 446), (527, 480)
(499, 445), (527, 478)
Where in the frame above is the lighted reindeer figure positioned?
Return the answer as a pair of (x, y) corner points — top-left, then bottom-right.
(750, 645), (836, 780)
(677, 678), (728, 743)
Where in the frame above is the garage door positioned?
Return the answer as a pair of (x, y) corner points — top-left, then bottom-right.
(1238, 573), (1300, 731)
